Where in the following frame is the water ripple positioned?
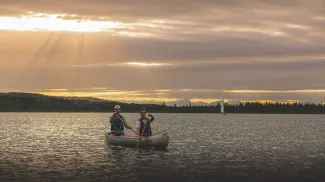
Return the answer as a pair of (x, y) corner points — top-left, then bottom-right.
(1, 113), (325, 181)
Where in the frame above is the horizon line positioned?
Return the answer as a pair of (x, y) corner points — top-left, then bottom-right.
(1, 91), (324, 105)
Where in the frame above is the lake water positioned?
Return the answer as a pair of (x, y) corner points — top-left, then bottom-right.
(1, 113), (325, 182)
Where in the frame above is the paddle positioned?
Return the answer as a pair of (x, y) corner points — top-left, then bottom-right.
(114, 114), (138, 136)
(136, 115), (150, 147)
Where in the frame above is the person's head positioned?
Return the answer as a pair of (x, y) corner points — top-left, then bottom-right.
(140, 107), (146, 118)
(114, 105), (121, 114)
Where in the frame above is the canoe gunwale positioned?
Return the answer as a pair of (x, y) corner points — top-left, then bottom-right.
(105, 128), (169, 149)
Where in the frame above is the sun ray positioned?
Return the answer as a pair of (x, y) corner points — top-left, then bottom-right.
(0, 13), (123, 32)
(27, 32), (55, 67)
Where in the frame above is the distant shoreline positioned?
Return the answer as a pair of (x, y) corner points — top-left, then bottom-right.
(1, 92), (325, 114)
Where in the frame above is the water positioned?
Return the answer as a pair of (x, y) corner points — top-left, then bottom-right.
(1, 113), (325, 182)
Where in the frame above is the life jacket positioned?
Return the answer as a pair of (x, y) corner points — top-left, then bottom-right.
(139, 118), (152, 136)
(110, 114), (125, 132)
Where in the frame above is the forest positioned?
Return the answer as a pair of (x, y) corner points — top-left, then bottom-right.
(0, 92), (324, 114)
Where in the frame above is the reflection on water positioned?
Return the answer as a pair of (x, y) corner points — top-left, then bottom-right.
(1, 113), (325, 182)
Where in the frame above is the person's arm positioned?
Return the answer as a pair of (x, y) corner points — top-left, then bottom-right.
(137, 128), (141, 136)
(119, 115), (130, 129)
(135, 120), (141, 136)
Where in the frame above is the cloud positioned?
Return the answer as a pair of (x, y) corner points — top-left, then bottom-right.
(1, 55), (324, 91)
(1, 0), (325, 103)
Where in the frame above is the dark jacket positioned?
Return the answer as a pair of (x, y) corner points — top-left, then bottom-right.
(109, 114), (126, 134)
(139, 115), (154, 136)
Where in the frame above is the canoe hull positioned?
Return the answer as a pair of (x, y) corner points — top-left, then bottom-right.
(105, 129), (169, 149)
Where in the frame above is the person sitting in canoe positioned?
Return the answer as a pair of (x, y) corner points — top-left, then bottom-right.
(135, 107), (155, 137)
(109, 105), (132, 136)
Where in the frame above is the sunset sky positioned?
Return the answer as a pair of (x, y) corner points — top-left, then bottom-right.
(0, 0), (324, 105)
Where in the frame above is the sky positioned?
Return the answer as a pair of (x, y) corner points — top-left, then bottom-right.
(0, 0), (325, 105)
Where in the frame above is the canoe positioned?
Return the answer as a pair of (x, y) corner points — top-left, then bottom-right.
(105, 128), (169, 149)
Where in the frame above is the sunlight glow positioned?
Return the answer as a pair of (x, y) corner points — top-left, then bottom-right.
(35, 91), (179, 103)
(48, 88), (69, 92)
(239, 100), (277, 103)
(31, 88), (325, 105)
(190, 98), (227, 104)
(154, 89), (173, 92)
(224, 89), (325, 93)
(0, 13), (123, 32)
(239, 100), (302, 104)
(127, 62), (171, 67)
(212, 26), (286, 37)
(117, 31), (154, 37)
(284, 23), (310, 30)
(73, 62), (173, 68)
(314, 16), (325, 21)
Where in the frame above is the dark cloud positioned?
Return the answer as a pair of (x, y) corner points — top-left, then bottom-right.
(92, 36), (324, 62)
(1, 55), (324, 90)
(1, 0), (324, 20)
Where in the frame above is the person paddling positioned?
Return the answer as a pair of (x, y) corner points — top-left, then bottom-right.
(135, 107), (155, 137)
(109, 105), (131, 136)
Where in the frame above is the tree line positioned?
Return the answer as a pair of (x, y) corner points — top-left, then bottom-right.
(0, 92), (324, 114)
